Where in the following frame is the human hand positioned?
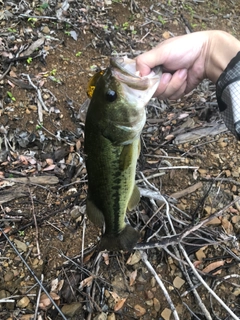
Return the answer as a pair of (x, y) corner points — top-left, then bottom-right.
(136, 30), (240, 100)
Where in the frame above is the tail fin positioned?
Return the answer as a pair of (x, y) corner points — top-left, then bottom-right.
(99, 225), (140, 251)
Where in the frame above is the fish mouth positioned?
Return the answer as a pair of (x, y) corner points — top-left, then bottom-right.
(110, 56), (162, 90)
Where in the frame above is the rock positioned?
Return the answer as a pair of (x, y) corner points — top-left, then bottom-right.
(16, 296), (30, 308)
(195, 248), (206, 261)
(173, 276), (185, 289)
(93, 312), (107, 320)
(153, 297), (161, 312)
(13, 239), (27, 252)
(20, 315), (35, 320)
(61, 302), (82, 317)
(233, 195), (240, 211)
(145, 299), (153, 306)
(206, 217), (221, 226)
(161, 308), (172, 320)
(134, 304), (146, 317)
(107, 313), (116, 320)
(42, 26), (50, 34)
(4, 271), (14, 282)
(232, 215), (240, 224)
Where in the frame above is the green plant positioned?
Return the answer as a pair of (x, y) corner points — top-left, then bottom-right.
(28, 17), (38, 26)
(18, 230), (25, 236)
(158, 15), (166, 25)
(122, 22), (129, 30)
(36, 123), (43, 130)
(27, 57), (32, 64)
(76, 51), (82, 57)
(7, 28), (17, 33)
(64, 31), (71, 36)
(7, 91), (16, 101)
(50, 69), (57, 76)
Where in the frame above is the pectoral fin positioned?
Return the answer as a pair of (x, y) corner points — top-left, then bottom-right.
(119, 144), (133, 171)
(86, 198), (105, 227)
(128, 184), (140, 210)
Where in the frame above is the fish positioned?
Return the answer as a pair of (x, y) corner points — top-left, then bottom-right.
(84, 56), (161, 251)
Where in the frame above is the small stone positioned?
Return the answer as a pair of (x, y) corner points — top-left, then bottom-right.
(225, 170), (231, 177)
(16, 296), (30, 308)
(232, 216), (240, 224)
(28, 105), (37, 111)
(93, 312), (107, 320)
(107, 313), (116, 320)
(13, 239), (27, 252)
(4, 271), (14, 282)
(195, 247), (206, 261)
(20, 315), (35, 320)
(233, 288), (240, 296)
(206, 217), (221, 226)
(145, 290), (154, 299)
(145, 299), (153, 306)
(173, 276), (185, 289)
(161, 308), (172, 320)
(134, 304), (146, 317)
(42, 26), (50, 34)
(61, 302), (82, 317)
(153, 297), (161, 312)
(70, 206), (81, 220)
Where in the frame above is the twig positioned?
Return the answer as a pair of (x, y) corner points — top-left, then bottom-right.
(0, 228), (68, 320)
(179, 244), (239, 320)
(140, 250), (180, 320)
(29, 187), (41, 259)
(22, 73), (48, 114)
(34, 274), (44, 320)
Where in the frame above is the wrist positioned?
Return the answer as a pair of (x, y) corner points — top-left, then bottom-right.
(205, 30), (240, 83)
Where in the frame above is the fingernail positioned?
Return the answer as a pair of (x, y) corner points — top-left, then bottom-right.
(161, 73), (172, 84)
(178, 69), (187, 79)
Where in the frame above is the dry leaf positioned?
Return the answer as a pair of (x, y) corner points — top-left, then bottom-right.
(83, 250), (95, 264)
(19, 155), (29, 165)
(46, 158), (54, 165)
(43, 164), (56, 171)
(126, 251), (141, 265)
(114, 298), (127, 311)
(129, 269), (137, 286)
(102, 252), (109, 265)
(221, 218), (234, 235)
(202, 260), (224, 274)
(79, 276), (94, 289)
(110, 291), (120, 302)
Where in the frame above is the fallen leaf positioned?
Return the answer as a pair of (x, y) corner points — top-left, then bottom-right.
(129, 269), (137, 286)
(202, 260), (224, 274)
(126, 251), (141, 265)
(114, 298), (127, 312)
(221, 218), (234, 235)
(79, 276), (94, 289)
(102, 252), (109, 265)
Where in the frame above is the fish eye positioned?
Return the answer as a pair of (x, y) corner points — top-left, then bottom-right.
(106, 89), (117, 102)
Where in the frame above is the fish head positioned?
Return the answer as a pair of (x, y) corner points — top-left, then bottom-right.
(87, 56), (162, 145)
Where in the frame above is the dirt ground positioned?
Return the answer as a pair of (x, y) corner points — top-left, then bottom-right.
(1, 0), (240, 319)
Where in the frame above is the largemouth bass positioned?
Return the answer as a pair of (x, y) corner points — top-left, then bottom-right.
(84, 56), (161, 251)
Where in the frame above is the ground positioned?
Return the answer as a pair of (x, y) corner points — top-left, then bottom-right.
(0, 1), (240, 320)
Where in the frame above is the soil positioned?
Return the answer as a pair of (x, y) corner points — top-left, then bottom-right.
(0, 1), (240, 320)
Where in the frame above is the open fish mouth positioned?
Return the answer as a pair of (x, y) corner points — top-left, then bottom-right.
(110, 56), (162, 90)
